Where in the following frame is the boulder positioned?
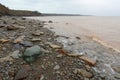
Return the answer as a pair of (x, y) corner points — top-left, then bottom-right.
(22, 45), (42, 64)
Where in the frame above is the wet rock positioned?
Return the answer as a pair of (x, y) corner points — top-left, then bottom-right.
(0, 25), (5, 28)
(14, 35), (25, 43)
(48, 20), (53, 23)
(15, 25), (26, 29)
(20, 41), (33, 47)
(76, 37), (81, 40)
(14, 44), (21, 49)
(0, 39), (9, 43)
(12, 17), (17, 20)
(21, 18), (26, 20)
(7, 25), (18, 30)
(14, 68), (28, 80)
(79, 56), (96, 66)
(42, 21), (46, 23)
(39, 25), (44, 27)
(31, 38), (41, 42)
(56, 54), (63, 58)
(3, 20), (7, 24)
(22, 45), (42, 64)
(32, 31), (44, 36)
(49, 44), (62, 49)
(67, 53), (83, 57)
(11, 50), (20, 59)
(73, 68), (93, 78)
(60, 35), (69, 39)
(54, 65), (60, 70)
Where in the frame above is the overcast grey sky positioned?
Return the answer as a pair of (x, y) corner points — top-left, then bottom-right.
(1, 0), (120, 16)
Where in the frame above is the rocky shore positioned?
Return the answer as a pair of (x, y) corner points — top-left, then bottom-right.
(0, 16), (120, 80)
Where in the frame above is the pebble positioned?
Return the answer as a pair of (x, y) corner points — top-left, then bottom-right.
(15, 25), (26, 29)
(67, 53), (83, 57)
(48, 20), (53, 23)
(0, 25), (5, 28)
(32, 31), (44, 36)
(21, 18), (26, 20)
(20, 41), (33, 47)
(14, 35), (25, 43)
(76, 37), (81, 40)
(7, 25), (18, 30)
(54, 65), (60, 70)
(14, 44), (21, 49)
(31, 38), (41, 42)
(73, 68), (93, 78)
(14, 68), (28, 80)
(49, 44), (61, 49)
(79, 56), (96, 66)
(0, 39), (9, 43)
(56, 54), (63, 58)
(11, 50), (20, 59)
(0, 56), (13, 62)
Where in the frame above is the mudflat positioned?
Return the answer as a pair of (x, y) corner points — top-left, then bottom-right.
(29, 16), (120, 51)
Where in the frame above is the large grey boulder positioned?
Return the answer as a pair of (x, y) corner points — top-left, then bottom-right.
(22, 45), (42, 64)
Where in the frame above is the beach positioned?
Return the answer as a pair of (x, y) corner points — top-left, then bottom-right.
(0, 16), (120, 79)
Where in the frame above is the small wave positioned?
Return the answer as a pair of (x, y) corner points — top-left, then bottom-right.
(89, 35), (120, 53)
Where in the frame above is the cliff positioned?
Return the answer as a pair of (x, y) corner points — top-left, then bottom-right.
(0, 3), (41, 16)
(0, 3), (10, 15)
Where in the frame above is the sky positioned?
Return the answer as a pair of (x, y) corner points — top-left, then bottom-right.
(0, 0), (120, 16)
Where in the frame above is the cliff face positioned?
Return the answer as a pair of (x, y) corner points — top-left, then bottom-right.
(9, 10), (41, 16)
(0, 4), (10, 15)
(0, 3), (41, 16)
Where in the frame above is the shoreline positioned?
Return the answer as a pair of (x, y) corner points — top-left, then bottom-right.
(0, 16), (120, 79)
(27, 16), (120, 52)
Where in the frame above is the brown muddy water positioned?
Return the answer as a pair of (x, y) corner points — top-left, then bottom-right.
(28, 16), (120, 52)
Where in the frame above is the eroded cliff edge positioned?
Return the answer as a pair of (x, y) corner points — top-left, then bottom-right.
(0, 3), (41, 16)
